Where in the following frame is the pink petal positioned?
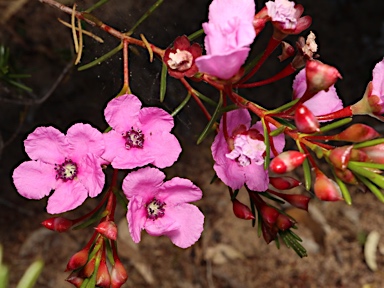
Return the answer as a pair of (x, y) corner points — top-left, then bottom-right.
(66, 123), (105, 159)
(24, 126), (68, 164)
(224, 109), (251, 136)
(78, 154), (105, 198)
(104, 94), (142, 133)
(46, 181), (88, 214)
(372, 58), (384, 98)
(252, 122), (286, 157)
(139, 107), (175, 133)
(163, 204), (204, 248)
(141, 132), (181, 169)
(13, 160), (56, 199)
(213, 160), (246, 190)
(196, 48), (251, 79)
(208, 0), (255, 25)
(127, 199), (147, 243)
(101, 131), (127, 163)
(158, 177), (202, 204)
(144, 213), (181, 236)
(244, 163), (269, 191)
(122, 167), (165, 200)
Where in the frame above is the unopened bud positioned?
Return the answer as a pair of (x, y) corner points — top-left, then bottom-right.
(95, 221), (118, 240)
(329, 146), (353, 170)
(269, 151), (307, 174)
(269, 190), (310, 211)
(260, 205), (279, 225)
(334, 168), (358, 185)
(294, 104), (320, 133)
(111, 259), (128, 288)
(276, 214), (295, 231)
(269, 176), (301, 190)
(65, 271), (84, 288)
(66, 248), (89, 271)
(306, 60), (342, 94)
(81, 258), (95, 278)
(41, 217), (73, 233)
(261, 221), (278, 244)
(232, 199), (255, 220)
(334, 124), (380, 142)
(96, 260), (111, 288)
(361, 143), (384, 164)
(314, 170), (343, 201)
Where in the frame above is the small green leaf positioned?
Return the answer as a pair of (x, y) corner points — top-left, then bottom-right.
(297, 142), (312, 191)
(16, 260), (44, 288)
(355, 174), (384, 203)
(85, 0), (110, 13)
(262, 118), (271, 170)
(187, 29), (204, 41)
(127, 0), (164, 35)
(192, 89), (217, 106)
(349, 162), (384, 190)
(333, 172), (352, 205)
(78, 42), (123, 71)
(279, 230), (307, 258)
(353, 138), (384, 149)
(319, 117), (352, 133)
(160, 62), (168, 102)
(196, 93), (222, 144)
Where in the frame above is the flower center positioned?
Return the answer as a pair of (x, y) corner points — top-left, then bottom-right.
(55, 158), (78, 181)
(123, 127), (144, 149)
(146, 198), (166, 220)
(226, 131), (266, 167)
(167, 49), (193, 71)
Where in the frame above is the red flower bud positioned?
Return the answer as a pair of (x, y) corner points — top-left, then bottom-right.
(66, 248), (89, 271)
(269, 151), (307, 174)
(329, 146), (353, 170)
(306, 60), (342, 94)
(276, 214), (295, 231)
(361, 143), (384, 164)
(269, 176), (301, 190)
(96, 260), (111, 288)
(294, 104), (320, 133)
(232, 199), (255, 220)
(81, 258), (95, 278)
(334, 168), (358, 185)
(95, 221), (118, 241)
(111, 260), (128, 288)
(334, 124), (380, 142)
(260, 205), (279, 225)
(261, 221), (278, 244)
(314, 170), (343, 201)
(268, 190), (310, 211)
(65, 271), (84, 288)
(41, 217), (73, 233)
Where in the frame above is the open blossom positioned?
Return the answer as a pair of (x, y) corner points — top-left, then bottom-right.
(163, 35), (202, 79)
(266, 0), (298, 30)
(123, 167), (204, 248)
(13, 124), (105, 214)
(293, 68), (343, 118)
(102, 94), (181, 169)
(211, 109), (285, 191)
(195, 0), (256, 80)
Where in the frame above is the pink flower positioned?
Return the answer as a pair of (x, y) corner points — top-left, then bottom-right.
(123, 167), (204, 248)
(266, 0), (298, 30)
(293, 68), (343, 118)
(195, 0), (256, 80)
(102, 94), (181, 169)
(13, 124), (105, 214)
(211, 109), (285, 191)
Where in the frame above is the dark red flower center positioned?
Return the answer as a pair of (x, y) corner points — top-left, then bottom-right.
(146, 198), (166, 220)
(55, 158), (78, 181)
(123, 127), (144, 149)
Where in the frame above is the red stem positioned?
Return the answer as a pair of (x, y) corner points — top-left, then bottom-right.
(316, 106), (353, 121)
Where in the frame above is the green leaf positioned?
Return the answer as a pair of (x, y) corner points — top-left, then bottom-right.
(353, 138), (384, 149)
(262, 118), (271, 170)
(349, 162), (384, 190)
(16, 260), (44, 288)
(355, 174), (384, 203)
(297, 142), (312, 191)
(159, 62), (167, 102)
(78, 42), (123, 71)
(319, 117), (352, 133)
(127, 0), (164, 35)
(279, 230), (307, 258)
(192, 89), (217, 106)
(85, 0), (110, 13)
(187, 29), (204, 41)
(333, 172), (352, 205)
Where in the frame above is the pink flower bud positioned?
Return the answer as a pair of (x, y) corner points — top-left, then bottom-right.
(81, 258), (95, 278)
(276, 214), (295, 231)
(41, 217), (73, 233)
(306, 60), (342, 94)
(329, 146), (353, 170)
(232, 199), (255, 220)
(269, 176), (301, 190)
(269, 151), (307, 174)
(96, 260), (111, 288)
(334, 124), (380, 142)
(111, 259), (128, 288)
(361, 143), (384, 164)
(294, 104), (320, 133)
(66, 248), (89, 271)
(260, 205), (279, 225)
(269, 190), (310, 211)
(334, 168), (358, 185)
(314, 170), (343, 201)
(95, 221), (118, 241)
(65, 271), (84, 288)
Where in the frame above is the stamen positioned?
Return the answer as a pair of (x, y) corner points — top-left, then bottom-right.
(167, 49), (193, 71)
(146, 198), (166, 220)
(123, 127), (144, 149)
(55, 158), (78, 181)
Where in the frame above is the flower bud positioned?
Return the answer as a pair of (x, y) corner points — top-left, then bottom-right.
(66, 248), (89, 271)
(360, 143), (384, 164)
(111, 259), (128, 288)
(65, 271), (84, 288)
(269, 151), (307, 174)
(306, 60), (342, 94)
(276, 214), (295, 231)
(329, 146), (353, 170)
(269, 176), (301, 190)
(314, 170), (343, 201)
(334, 168), (358, 185)
(96, 260), (111, 288)
(334, 124), (380, 142)
(294, 104), (320, 133)
(232, 199), (255, 220)
(41, 217), (73, 233)
(95, 221), (118, 241)
(260, 205), (279, 225)
(268, 190), (310, 211)
(81, 258), (95, 278)
(261, 221), (278, 244)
